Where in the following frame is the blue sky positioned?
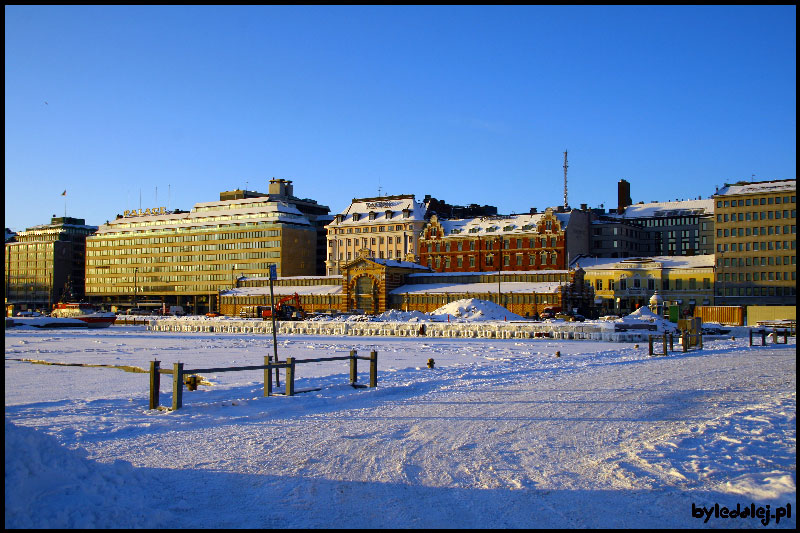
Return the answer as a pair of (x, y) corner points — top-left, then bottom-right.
(5, 5), (796, 231)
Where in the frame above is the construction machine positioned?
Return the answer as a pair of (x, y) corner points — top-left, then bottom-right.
(261, 293), (305, 320)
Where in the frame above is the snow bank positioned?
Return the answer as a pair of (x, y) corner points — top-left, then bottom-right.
(4, 420), (174, 528)
(430, 298), (524, 322)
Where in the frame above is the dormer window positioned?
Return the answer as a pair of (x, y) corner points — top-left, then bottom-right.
(402, 209), (411, 218)
(385, 210), (393, 219)
(352, 213), (360, 222)
(369, 211), (376, 221)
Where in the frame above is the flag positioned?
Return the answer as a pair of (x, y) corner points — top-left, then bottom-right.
(61, 190), (67, 196)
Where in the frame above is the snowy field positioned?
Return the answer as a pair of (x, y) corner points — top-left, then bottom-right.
(5, 319), (796, 528)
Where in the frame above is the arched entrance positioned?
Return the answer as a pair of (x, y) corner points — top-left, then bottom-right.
(354, 275), (376, 313)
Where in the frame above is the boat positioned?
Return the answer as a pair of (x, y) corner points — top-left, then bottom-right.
(50, 302), (117, 328)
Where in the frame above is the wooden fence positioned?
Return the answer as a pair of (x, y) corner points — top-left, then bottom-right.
(149, 349), (378, 411)
(749, 328), (791, 347)
(648, 332), (703, 356)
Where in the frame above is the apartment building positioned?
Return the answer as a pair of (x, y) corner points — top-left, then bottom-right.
(712, 179), (796, 306)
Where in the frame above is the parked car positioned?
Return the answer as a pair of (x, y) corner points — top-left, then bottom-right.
(126, 308), (151, 316)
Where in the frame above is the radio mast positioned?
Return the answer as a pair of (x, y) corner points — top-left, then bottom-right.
(563, 150), (569, 209)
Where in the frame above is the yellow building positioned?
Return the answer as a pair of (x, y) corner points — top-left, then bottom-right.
(713, 179), (796, 306)
(576, 255), (715, 317)
(86, 193), (318, 314)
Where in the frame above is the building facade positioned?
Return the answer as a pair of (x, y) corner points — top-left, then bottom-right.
(418, 208), (591, 273)
(220, 251), (594, 318)
(576, 255), (715, 317)
(85, 188), (320, 314)
(325, 195), (428, 276)
(5, 216), (97, 313)
(390, 268), (594, 317)
(593, 198), (715, 258)
(712, 179), (796, 306)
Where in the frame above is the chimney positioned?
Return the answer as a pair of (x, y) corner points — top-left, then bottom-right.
(617, 179), (631, 215)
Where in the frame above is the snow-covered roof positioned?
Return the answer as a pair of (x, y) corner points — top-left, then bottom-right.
(367, 257), (430, 270)
(391, 281), (566, 295)
(222, 285), (342, 297)
(715, 179), (795, 197)
(95, 199), (311, 235)
(331, 196), (427, 226)
(572, 255), (715, 271)
(610, 199), (714, 219)
(407, 270), (571, 278)
(432, 211), (572, 237)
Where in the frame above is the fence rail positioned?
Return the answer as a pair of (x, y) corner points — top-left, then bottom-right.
(749, 328), (791, 346)
(149, 350), (377, 411)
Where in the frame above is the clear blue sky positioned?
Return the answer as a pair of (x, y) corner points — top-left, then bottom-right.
(5, 5), (796, 231)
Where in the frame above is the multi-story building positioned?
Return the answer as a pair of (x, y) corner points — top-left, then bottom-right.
(418, 207), (591, 273)
(5, 216), (97, 313)
(575, 255), (715, 317)
(325, 195), (428, 276)
(85, 184), (322, 314)
(591, 177), (715, 258)
(712, 179), (796, 306)
(605, 198), (716, 257)
(220, 179), (331, 275)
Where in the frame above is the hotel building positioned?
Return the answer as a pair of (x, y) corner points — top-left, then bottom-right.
(712, 179), (796, 306)
(5, 216), (97, 313)
(325, 195), (428, 276)
(85, 182), (324, 314)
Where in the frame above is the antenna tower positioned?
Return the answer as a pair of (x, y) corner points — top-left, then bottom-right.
(563, 150), (569, 209)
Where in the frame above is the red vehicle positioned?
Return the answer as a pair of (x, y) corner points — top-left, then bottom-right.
(261, 293), (305, 321)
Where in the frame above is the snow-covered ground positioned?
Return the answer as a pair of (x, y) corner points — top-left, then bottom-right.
(5, 313), (796, 528)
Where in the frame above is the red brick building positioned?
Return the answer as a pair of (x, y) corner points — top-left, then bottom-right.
(419, 208), (570, 273)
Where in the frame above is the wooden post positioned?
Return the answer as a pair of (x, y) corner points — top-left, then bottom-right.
(264, 356), (272, 397)
(149, 360), (160, 409)
(698, 333), (703, 350)
(662, 333), (668, 355)
(669, 333), (674, 352)
(350, 349), (357, 384)
(648, 335), (654, 356)
(749, 329), (754, 346)
(286, 357), (295, 397)
(761, 329), (766, 346)
(682, 333), (688, 353)
(369, 350), (377, 387)
(172, 362), (183, 410)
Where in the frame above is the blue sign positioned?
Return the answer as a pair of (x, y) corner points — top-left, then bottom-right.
(269, 264), (277, 280)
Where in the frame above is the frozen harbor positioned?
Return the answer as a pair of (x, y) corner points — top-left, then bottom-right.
(4, 310), (796, 528)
